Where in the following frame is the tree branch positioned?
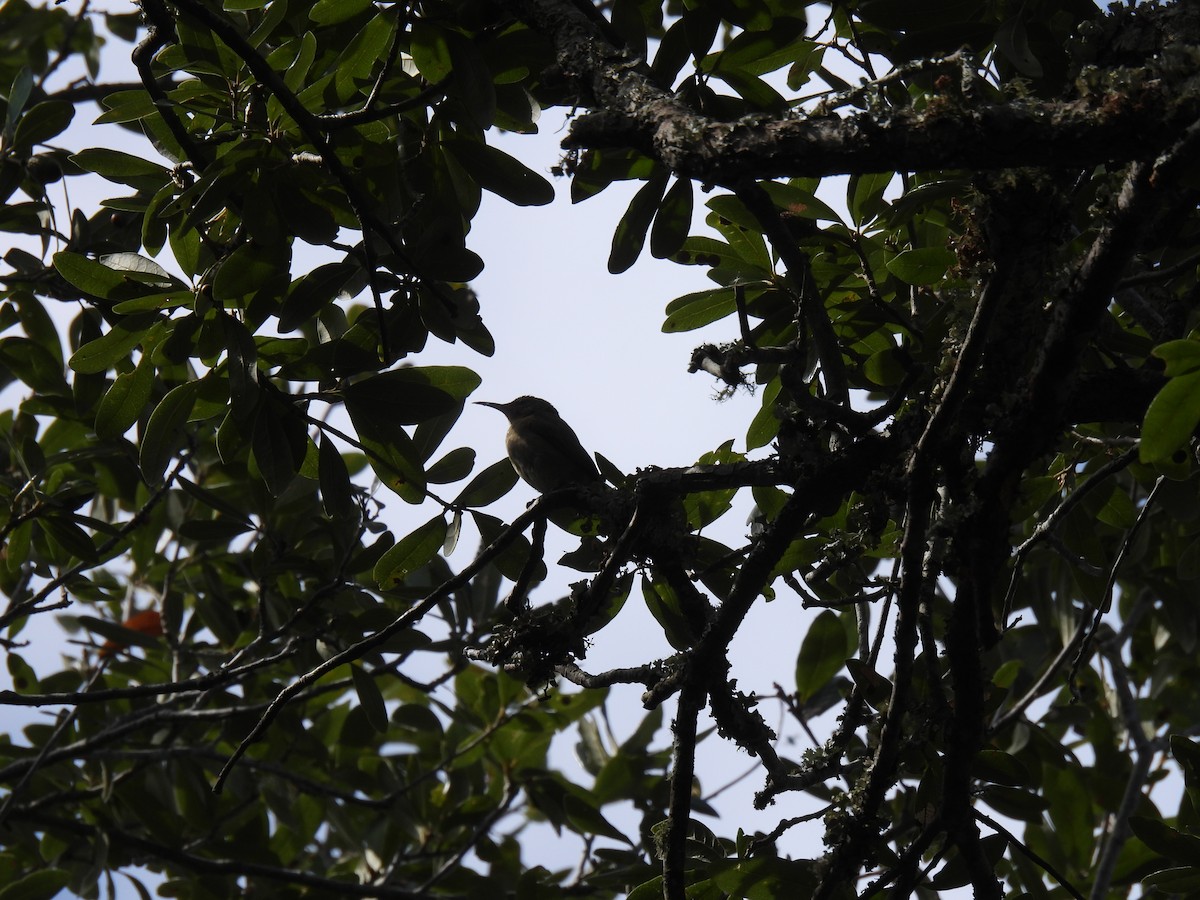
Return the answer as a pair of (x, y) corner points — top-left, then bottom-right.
(506, 0), (1200, 181)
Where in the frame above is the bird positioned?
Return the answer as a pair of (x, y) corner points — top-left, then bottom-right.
(476, 396), (602, 493)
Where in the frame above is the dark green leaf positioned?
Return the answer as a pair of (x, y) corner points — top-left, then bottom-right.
(0, 337), (66, 393)
(140, 381), (199, 483)
(426, 446), (476, 484)
(1154, 339), (1200, 376)
(848, 172), (894, 227)
(662, 287), (737, 333)
(885, 247), (956, 285)
(795, 610), (853, 702)
(213, 242), (290, 302)
(344, 404), (426, 503)
(1141, 370), (1200, 464)
(455, 458), (519, 507)
(410, 20), (453, 82)
(11, 100), (74, 153)
(641, 575), (700, 651)
(445, 140), (554, 207)
(40, 515), (98, 563)
(71, 147), (170, 191)
(310, 0), (371, 25)
(319, 435), (356, 520)
(68, 315), (156, 374)
(343, 366), (478, 425)
(700, 18), (810, 76)
(251, 402), (304, 496)
(0, 868), (69, 900)
(650, 178), (693, 259)
(351, 664), (389, 732)
(375, 516), (449, 588)
(609, 172), (668, 274)
(95, 354), (155, 439)
(54, 250), (131, 300)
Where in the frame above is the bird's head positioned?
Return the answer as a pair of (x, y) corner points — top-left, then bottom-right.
(475, 396), (560, 422)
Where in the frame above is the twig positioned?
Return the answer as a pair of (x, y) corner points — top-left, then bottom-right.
(1089, 642), (1155, 900)
(975, 810), (1087, 900)
(992, 475), (1165, 732)
(417, 778), (520, 892)
(999, 447), (1137, 626)
(506, 514), (546, 612)
(1068, 476), (1164, 695)
(554, 659), (675, 689)
(663, 675), (706, 900)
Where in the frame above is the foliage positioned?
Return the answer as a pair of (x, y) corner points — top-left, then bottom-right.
(2, 1), (1200, 898)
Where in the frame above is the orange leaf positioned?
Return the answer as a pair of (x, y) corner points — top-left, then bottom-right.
(99, 609), (164, 657)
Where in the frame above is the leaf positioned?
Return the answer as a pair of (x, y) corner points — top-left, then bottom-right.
(762, 181), (843, 224)
(342, 366), (479, 425)
(444, 509), (462, 556)
(848, 172), (894, 227)
(563, 794), (633, 844)
(609, 172), (669, 274)
(251, 402), (305, 496)
(140, 381), (199, 483)
(40, 515), (98, 563)
(5, 66), (34, 134)
(995, 17), (1043, 77)
(426, 446), (476, 484)
(1143, 868), (1200, 893)
(700, 18), (811, 76)
(710, 856), (820, 897)
(1172, 734), (1200, 788)
(1153, 339), (1200, 377)
(319, 435), (356, 520)
(96, 353), (155, 439)
(71, 147), (170, 190)
(98, 252), (178, 285)
(1141, 370), (1200, 464)
(68, 315), (156, 373)
(447, 33), (496, 128)
(409, 19), (452, 82)
(345, 408), (426, 503)
(1129, 816), (1200, 862)
(444, 140), (554, 207)
(351, 665), (389, 732)
(310, 0), (371, 25)
(662, 287), (737, 333)
(641, 575), (700, 651)
(885, 247), (956, 285)
(454, 458), (519, 507)
(11, 100), (74, 153)
(213, 242), (290, 302)
(0, 337), (66, 393)
(278, 262), (357, 332)
(650, 178), (693, 259)
(54, 250), (131, 299)
(0, 868), (69, 900)
(795, 609), (853, 702)
(374, 516), (448, 588)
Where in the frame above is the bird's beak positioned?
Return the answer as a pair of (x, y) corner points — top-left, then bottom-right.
(475, 401), (503, 410)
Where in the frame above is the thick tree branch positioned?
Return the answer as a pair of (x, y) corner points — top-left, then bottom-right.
(664, 674), (706, 900)
(507, 0), (1200, 181)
